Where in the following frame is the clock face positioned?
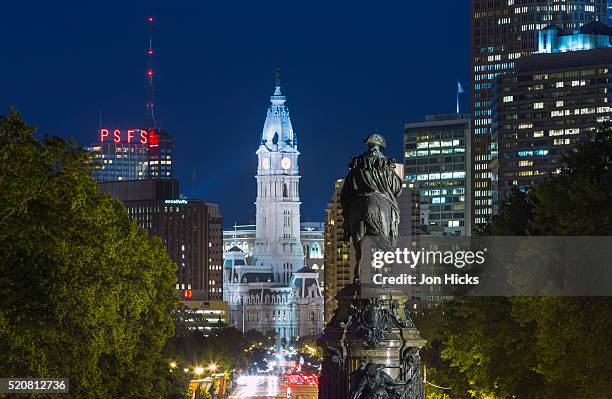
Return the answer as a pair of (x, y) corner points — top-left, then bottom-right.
(261, 157), (270, 170)
(281, 157), (292, 170)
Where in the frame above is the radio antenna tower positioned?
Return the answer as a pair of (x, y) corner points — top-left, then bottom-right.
(145, 15), (156, 130)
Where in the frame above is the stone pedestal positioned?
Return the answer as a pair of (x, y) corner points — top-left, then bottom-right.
(317, 283), (426, 399)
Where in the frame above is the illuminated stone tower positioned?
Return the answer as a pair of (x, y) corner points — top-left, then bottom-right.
(253, 68), (304, 284)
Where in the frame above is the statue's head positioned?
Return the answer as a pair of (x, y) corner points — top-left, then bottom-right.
(363, 133), (386, 150)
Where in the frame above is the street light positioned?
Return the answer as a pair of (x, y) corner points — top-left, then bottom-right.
(194, 367), (205, 375)
(207, 363), (218, 372)
(169, 361), (177, 369)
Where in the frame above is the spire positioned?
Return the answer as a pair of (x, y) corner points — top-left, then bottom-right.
(145, 15), (156, 129)
(274, 67), (282, 96)
(260, 68), (297, 151)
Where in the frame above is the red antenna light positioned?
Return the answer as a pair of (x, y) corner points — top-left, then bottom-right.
(147, 69), (153, 77)
(147, 16), (154, 23)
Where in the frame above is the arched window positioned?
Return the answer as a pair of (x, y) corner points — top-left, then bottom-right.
(311, 243), (321, 258)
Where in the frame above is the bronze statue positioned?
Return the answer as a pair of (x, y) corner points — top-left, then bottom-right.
(340, 133), (402, 284)
(349, 360), (409, 399)
(318, 136), (425, 399)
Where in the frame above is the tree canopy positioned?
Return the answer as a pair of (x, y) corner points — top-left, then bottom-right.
(420, 123), (612, 398)
(0, 111), (181, 398)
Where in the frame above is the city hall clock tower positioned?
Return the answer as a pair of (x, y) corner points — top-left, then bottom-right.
(253, 69), (304, 284)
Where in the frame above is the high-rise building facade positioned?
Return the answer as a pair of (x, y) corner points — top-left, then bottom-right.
(470, 0), (607, 226)
(323, 179), (352, 325)
(404, 114), (472, 236)
(87, 140), (149, 182)
(223, 73), (324, 339)
(87, 128), (173, 183)
(493, 23), (612, 199)
(397, 181), (422, 239)
(86, 16), (173, 183)
(98, 180), (224, 299)
(148, 129), (174, 179)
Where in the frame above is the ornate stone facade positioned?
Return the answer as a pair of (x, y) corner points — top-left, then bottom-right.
(223, 72), (324, 339)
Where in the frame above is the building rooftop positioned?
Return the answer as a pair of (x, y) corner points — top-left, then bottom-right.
(538, 21), (612, 53)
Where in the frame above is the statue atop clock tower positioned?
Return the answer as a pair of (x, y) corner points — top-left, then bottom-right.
(223, 70), (324, 340)
(253, 68), (303, 284)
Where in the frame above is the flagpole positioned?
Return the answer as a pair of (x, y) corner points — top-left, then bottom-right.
(456, 80), (464, 114)
(457, 89), (460, 114)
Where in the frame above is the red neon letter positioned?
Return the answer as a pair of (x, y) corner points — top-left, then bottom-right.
(127, 129), (135, 143)
(140, 130), (148, 144)
(149, 129), (159, 146)
(113, 129), (121, 143)
(100, 128), (109, 142)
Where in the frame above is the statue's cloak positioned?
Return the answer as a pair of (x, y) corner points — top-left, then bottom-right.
(340, 148), (402, 247)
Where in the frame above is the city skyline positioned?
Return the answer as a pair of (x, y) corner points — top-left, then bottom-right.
(0, 0), (470, 225)
(2, 2), (612, 397)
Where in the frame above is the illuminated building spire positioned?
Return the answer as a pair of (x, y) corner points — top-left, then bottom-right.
(260, 67), (298, 149)
(274, 66), (281, 95)
(145, 15), (156, 129)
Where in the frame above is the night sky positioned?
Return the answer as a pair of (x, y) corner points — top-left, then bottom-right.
(0, 1), (470, 227)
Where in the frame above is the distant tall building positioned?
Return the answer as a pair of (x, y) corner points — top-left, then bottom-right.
(87, 16), (173, 183)
(404, 114), (472, 236)
(87, 139), (149, 182)
(323, 179), (352, 325)
(148, 129), (174, 179)
(223, 71), (324, 339)
(470, 0), (607, 226)
(493, 22), (612, 199)
(397, 181), (421, 239)
(86, 128), (173, 183)
(99, 179), (224, 299)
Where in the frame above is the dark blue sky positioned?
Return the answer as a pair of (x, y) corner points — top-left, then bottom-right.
(0, 1), (470, 226)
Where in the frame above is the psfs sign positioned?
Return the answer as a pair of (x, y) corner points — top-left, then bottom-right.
(99, 128), (159, 145)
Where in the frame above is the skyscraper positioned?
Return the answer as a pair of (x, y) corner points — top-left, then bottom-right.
(470, 0), (607, 226)
(323, 179), (352, 325)
(404, 114), (472, 236)
(223, 71), (324, 339)
(493, 22), (612, 199)
(87, 15), (173, 183)
(86, 134), (150, 182)
(87, 128), (173, 183)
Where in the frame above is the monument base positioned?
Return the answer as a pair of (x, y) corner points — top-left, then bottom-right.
(317, 282), (426, 399)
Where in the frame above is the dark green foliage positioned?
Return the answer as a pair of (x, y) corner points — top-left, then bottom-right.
(420, 123), (612, 398)
(477, 186), (535, 236)
(531, 122), (612, 235)
(0, 111), (181, 398)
